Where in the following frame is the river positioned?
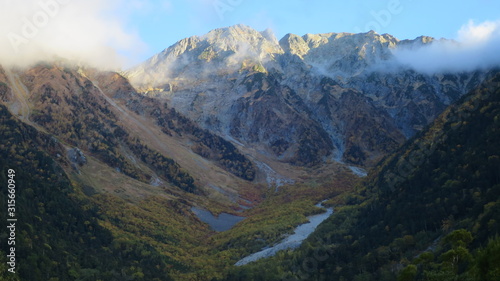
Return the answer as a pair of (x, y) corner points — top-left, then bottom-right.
(235, 201), (333, 266)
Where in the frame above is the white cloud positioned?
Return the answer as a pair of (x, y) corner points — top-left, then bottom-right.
(391, 20), (500, 74)
(0, 0), (147, 70)
(458, 20), (499, 44)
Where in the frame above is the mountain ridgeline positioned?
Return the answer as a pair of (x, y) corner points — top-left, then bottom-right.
(126, 25), (487, 167)
(0, 24), (499, 281)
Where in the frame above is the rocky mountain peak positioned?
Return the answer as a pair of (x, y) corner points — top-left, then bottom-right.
(126, 24), (283, 88)
(298, 31), (399, 76)
(128, 26), (434, 88)
(124, 26), (488, 167)
(399, 35), (435, 48)
(415, 35), (434, 44)
(260, 28), (279, 44)
(279, 33), (310, 58)
(203, 24), (263, 43)
(302, 33), (334, 48)
(200, 24), (283, 63)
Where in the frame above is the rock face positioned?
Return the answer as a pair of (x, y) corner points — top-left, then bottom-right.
(68, 148), (87, 166)
(126, 25), (488, 167)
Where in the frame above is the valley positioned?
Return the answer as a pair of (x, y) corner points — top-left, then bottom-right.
(0, 25), (499, 281)
(235, 200), (334, 266)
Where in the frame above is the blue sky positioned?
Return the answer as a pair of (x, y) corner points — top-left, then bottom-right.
(1, 0), (499, 69)
(120, 0), (500, 62)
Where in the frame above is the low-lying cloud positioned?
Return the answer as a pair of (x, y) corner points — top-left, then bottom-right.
(0, 0), (146, 69)
(392, 20), (500, 74)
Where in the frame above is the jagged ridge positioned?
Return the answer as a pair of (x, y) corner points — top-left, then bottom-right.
(126, 25), (488, 167)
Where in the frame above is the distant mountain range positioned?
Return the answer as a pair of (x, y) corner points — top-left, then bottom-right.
(126, 24), (489, 167)
(0, 24), (499, 281)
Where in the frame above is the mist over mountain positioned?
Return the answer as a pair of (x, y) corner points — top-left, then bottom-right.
(126, 24), (493, 167)
(0, 0), (145, 69)
(391, 20), (500, 74)
(1, 22), (499, 281)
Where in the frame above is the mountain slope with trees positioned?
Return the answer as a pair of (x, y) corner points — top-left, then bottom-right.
(0, 103), (176, 281)
(1, 26), (499, 281)
(226, 72), (500, 280)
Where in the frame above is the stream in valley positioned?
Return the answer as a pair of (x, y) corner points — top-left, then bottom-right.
(235, 201), (333, 266)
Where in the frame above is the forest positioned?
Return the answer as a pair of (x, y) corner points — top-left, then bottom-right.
(0, 104), (176, 280)
(1, 65), (499, 280)
(223, 74), (500, 280)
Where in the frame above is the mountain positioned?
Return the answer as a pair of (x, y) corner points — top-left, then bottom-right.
(126, 25), (488, 167)
(0, 62), (265, 280)
(0, 60), (355, 280)
(225, 71), (500, 281)
(0, 82), (179, 280)
(1, 25), (499, 281)
(0, 63), (262, 192)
